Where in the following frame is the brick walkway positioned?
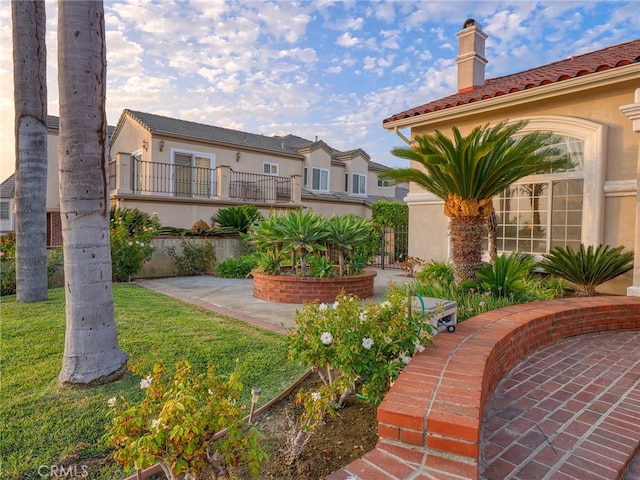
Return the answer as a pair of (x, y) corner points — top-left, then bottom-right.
(481, 331), (640, 480)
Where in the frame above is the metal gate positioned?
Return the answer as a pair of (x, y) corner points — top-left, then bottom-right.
(369, 225), (408, 269)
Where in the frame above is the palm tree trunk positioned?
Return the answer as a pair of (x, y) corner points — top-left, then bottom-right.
(486, 208), (498, 263)
(57, 0), (128, 385)
(12, 0), (48, 303)
(449, 216), (486, 284)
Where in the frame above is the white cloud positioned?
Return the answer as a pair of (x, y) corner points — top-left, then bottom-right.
(336, 32), (361, 47)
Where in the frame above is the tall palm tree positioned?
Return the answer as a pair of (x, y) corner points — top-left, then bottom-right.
(57, 1), (128, 385)
(12, 0), (48, 302)
(381, 120), (568, 284)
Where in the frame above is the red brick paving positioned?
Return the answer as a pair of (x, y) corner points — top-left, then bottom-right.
(481, 332), (640, 479)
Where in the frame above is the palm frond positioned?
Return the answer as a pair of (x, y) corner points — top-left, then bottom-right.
(539, 244), (634, 296)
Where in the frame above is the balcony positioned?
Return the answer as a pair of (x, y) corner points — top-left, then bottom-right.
(109, 156), (301, 204)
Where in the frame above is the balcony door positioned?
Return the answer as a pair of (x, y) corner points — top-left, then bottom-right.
(172, 151), (215, 198)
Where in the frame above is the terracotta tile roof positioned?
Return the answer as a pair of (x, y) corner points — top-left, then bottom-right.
(383, 38), (640, 124)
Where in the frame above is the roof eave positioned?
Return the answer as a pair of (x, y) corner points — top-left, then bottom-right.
(383, 62), (640, 131)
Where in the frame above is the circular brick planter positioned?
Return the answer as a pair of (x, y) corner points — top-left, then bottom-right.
(253, 268), (377, 304)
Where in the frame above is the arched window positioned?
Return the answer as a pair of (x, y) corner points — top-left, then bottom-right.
(495, 135), (584, 254)
(494, 116), (606, 255)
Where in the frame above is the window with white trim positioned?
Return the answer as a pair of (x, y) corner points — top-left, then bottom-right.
(352, 173), (366, 195)
(0, 201), (9, 220)
(378, 178), (392, 188)
(495, 134), (584, 255)
(311, 167), (329, 191)
(173, 151), (215, 198)
(263, 162), (279, 176)
(303, 167), (308, 188)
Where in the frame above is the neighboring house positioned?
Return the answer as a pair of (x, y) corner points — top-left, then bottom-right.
(382, 20), (640, 296)
(0, 116), (117, 246)
(0, 174), (15, 235)
(108, 109), (400, 227)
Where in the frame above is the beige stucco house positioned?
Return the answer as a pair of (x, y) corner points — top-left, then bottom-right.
(382, 20), (640, 296)
(108, 110), (402, 228)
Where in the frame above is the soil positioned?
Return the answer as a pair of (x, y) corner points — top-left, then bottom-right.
(235, 373), (379, 480)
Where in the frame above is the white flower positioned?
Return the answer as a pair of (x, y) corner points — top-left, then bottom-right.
(140, 375), (153, 389)
(384, 336), (392, 344)
(135, 240), (140, 245)
(311, 392), (322, 401)
(414, 340), (425, 353)
(319, 303), (328, 311)
(359, 312), (367, 323)
(108, 397), (117, 408)
(208, 388), (213, 395)
(479, 301), (485, 307)
(362, 338), (374, 350)
(401, 355), (412, 364)
(320, 332), (333, 345)
(381, 301), (392, 308)
(139, 242), (145, 247)
(127, 241), (133, 246)
(151, 418), (163, 431)
(332, 301), (339, 309)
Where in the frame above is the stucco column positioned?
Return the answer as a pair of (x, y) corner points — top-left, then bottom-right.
(215, 165), (230, 200)
(113, 152), (132, 194)
(620, 88), (640, 297)
(290, 175), (302, 204)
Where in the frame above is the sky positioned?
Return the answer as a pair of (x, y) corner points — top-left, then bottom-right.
(1, 0), (639, 183)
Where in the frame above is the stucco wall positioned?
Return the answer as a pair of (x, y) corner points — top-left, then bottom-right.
(401, 75), (638, 294)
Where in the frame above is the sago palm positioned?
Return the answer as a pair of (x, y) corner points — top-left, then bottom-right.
(381, 120), (569, 284)
(539, 244), (634, 296)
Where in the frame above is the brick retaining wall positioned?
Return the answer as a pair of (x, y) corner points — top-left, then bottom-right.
(328, 296), (640, 480)
(253, 268), (376, 303)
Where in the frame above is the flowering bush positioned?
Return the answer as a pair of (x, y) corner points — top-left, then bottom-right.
(105, 360), (267, 480)
(288, 285), (433, 406)
(110, 208), (160, 282)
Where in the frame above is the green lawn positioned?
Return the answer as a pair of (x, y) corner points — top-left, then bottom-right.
(0, 285), (306, 480)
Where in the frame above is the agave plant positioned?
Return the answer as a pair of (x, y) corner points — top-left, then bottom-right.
(539, 244), (634, 296)
(273, 210), (329, 275)
(326, 215), (374, 276)
(476, 252), (536, 298)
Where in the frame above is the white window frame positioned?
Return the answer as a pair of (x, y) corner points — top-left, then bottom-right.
(263, 162), (279, 176)
(311, 167), (329, 192)
(0, 201), (10, 220)
(378, 178), (392, 188)
(352, 173), (367, 195)
(515, 116), (606, 247)
(171, 149), (216, 198)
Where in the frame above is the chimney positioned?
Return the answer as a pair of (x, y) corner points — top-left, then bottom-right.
(456, 18), (488, 92)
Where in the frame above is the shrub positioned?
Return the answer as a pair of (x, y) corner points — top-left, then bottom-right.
(110, 208), (160, 282)
(212, 205), (263, 234)
(191, 219), (210, 234)
(371, 201), (408, 227)
(105, 360), (267, 480)
(166, 239), (216, 276)
(476, 252), (536, 298)
(0, 237), (64, 296)
(288, 285), (433, 406)
(400, 256), (424, 277)
(416, 260), (454, 285)
(540, 244), (634, 296)
(216, 255), (258, 278)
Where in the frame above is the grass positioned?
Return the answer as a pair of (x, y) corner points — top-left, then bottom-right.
(0, 285), (306, 480)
